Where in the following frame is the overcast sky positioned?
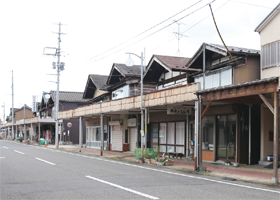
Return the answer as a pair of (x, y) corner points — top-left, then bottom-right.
(0, 0), (279, 121)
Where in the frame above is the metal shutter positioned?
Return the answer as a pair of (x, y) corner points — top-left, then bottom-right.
(129, 128), (137, 153)
(112, 125), (122, 151)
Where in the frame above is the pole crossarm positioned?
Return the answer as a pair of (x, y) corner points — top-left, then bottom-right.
(125, 52), (141, 59)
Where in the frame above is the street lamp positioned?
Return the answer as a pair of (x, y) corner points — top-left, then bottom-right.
(125, 52), (144, 151)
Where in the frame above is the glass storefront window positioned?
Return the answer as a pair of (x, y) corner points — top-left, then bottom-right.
(176, 122), (184, 145)
(159, 123), (166, 144)
(167, 122), (175, 144)
(202, 116), (214, 151)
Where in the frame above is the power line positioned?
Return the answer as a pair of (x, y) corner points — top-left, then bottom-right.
(151, 0), (230, 51)
(230, 0), (273, 9)
(89, 0), (204, 60)
(94, 0), (217, 62)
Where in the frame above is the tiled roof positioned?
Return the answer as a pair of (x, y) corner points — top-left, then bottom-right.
(89, 74), (109, 90)
(51, 91), (88, 102)
(113, 63), (141, 76)
(153, 55), (190, 70)
(210, 44), (260, 54)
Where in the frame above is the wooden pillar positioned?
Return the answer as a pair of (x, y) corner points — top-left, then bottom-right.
(249, 105), (252, 165)
(79, 116), (82, 152)
(198, 97), (202, 171)
(272, 91), (279, 184)
(100, 113), (104, 156)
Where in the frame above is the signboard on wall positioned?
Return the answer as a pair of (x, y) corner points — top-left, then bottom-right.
(127, 118), (137, 127)
(32, 96), (37, 112)
(159, 130), (165, 138)
(167, 106), (191, 115)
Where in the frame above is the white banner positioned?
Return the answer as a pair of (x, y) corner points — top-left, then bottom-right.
(32, 96), (37, 112)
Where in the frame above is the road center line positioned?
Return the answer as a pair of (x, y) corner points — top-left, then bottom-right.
(35, 158), (56, 165)
(14, 150), (24, 154)
(3, 146), (8, 149)
(85, 176), (159, 200)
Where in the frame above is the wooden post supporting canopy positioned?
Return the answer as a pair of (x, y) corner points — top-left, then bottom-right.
(272, 91), (279, 184)
(101, 113), (104, 156)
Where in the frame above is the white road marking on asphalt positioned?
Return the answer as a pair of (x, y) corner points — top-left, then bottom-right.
(0, 157), (5, 159)
(35, 158), (56, 165)
(17, 144), (277, 195)
(86, 176), (159, 200)
(14, 150), (24, 154)
(3, 146), (8, 149)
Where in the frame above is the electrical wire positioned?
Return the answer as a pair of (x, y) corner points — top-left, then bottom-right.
(151, 0), (230, 51)
(94, 0), (217, 62)
(89, 0), (205, 60)
(230, 0), (273, 9)
(209, 3), (235, 61)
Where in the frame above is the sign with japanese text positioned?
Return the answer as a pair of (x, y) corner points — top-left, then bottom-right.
(32, 96), (37, 112)
(167, 106), (191, 115)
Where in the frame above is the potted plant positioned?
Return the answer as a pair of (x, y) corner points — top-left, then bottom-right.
(136, 148), (145, 163)
(156, 157), (165, 166)
(224, 160), (231, 166)
(144, 149), (153, 164)
(26, 140), (30, 144)
(19, 137), (23, 143)
(165, 158), (174, 166)
(151, 147), (159, 164)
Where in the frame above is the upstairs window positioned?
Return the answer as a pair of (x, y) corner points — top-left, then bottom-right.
(195, 66), (232, 89)
(261, 41), (280, 69)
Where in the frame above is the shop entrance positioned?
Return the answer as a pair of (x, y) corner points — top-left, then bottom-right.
(216, 114), (236, 161)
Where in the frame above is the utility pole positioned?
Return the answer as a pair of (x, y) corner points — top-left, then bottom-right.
(24, 104), (26, 142)
(44, 22), (66, 149)
(2, 103), (5, 124)
(12, 70), (14, 139)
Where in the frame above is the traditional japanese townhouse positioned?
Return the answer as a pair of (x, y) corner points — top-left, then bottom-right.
(186, 43), (262, 169)
(255, 2), (280, 183)
(57, 61), (200, 154)
(5, 106), (33, 139)
(18, 91), (90, 144)
(142, 55), (197, 155)
(82, 74), (110, 150)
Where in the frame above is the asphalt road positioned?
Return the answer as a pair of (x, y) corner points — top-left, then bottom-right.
(1, 140), (280, 200)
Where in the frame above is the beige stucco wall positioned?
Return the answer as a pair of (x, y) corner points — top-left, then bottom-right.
(260, 11), (280, 46)
(94, 89), (107, 98)
(261, 66), (279, 79)
(234, 57), (260, 84)
(260, 95), (280, 161)
(85, 118), (108, 127)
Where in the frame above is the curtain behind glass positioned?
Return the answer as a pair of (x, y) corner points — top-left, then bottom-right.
(167, 122), (175, 144)
(176, 122), (185, 145)
(159, 123), (166, 144)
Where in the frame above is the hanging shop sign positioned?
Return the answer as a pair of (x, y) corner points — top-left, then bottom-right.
(167, 106), (191, 115)
(32, 96), (37, 112)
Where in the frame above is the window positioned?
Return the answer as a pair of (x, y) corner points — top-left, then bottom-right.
(112, 85), (130, 100)
(195, 67), (232, 89)
(261, 41), (280, 69)
(125, 129), (128, 143)
(202, 116), (214, 151)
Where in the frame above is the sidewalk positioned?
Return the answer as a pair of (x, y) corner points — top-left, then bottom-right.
(35, 142), (280, 185)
